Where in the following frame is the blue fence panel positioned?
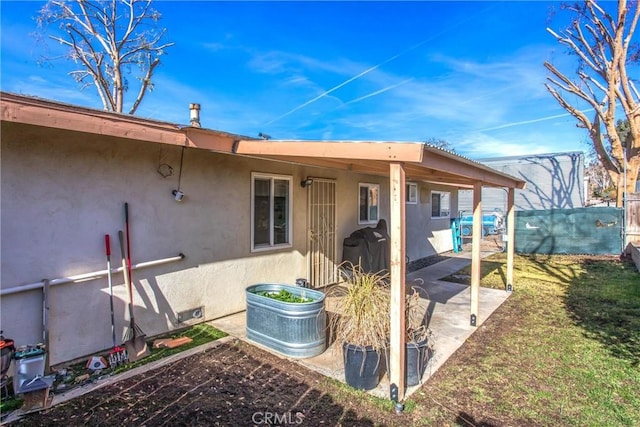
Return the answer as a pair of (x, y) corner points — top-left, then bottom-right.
(515, 207), (623, 255)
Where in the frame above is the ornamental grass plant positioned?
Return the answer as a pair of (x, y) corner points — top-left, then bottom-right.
(328, 263), (391, 351)
(328, 264), (433, 349)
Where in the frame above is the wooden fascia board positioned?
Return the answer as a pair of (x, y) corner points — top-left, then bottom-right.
(234, 140), (424, 162)
(1, 93), (188, 146)
(412, 178), (474, 188)
(231, 154), (357, 171)
(404, 165), (473, 186)
(406, 173), (470, 185)
(183, 127), (239, 152)
(348, 160), (394, 176)
(420, 150), (526, 189)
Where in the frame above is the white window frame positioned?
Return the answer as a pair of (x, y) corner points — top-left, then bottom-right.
(358, 182), (380, 225)
(251, 172), (293, 252)
(431, 191), (451, 219)
(406, 182), (418, 204)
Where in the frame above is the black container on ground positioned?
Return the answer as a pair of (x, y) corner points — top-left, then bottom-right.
(405, 339), (429, 386)
(385, 338), (430, 387)
(343, 343), (384, 390)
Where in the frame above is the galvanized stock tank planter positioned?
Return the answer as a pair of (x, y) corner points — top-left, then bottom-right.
(245, 284), (326, 359)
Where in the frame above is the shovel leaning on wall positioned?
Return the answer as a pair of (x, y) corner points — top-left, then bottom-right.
(118, 228), (150, 362)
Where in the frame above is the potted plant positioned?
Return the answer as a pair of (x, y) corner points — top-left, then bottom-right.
(328, 263), (391, 390)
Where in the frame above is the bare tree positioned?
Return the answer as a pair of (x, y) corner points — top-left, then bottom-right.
(37, 0), (174, 114)
(544, 0), (639, 206)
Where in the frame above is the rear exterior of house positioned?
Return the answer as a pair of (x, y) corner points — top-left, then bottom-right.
(1, 95), (458, 365)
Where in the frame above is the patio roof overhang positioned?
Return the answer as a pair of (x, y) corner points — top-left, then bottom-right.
(2, 92), (525, 401)
(232, 139), (526, 189)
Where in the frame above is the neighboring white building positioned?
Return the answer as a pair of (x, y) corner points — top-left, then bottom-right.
(459, 152), (585, 215)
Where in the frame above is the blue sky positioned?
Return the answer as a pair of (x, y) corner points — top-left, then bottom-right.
(0, 1), (612, 159)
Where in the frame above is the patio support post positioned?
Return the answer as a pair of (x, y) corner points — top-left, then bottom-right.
(506, 187), (516, 291)
(389, 162), (406, 401)
(470, 181), (482, 326)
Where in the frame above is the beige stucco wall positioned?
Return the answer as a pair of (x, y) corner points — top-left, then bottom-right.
(1, 122), (457, 365)
(0, 124), (308, 364)
(404, 183), (457, 262)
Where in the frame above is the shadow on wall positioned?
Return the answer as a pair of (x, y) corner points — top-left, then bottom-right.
(516, 153), (583, 210)
(135, 275), (181, 332)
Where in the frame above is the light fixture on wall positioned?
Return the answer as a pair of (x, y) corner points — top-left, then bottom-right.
(172, 189), (184, 202)
(172, 147), (186, 202)
(300, 177), (313, 188)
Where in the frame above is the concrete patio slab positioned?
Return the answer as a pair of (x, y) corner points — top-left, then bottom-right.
(209, 250), (510, 400)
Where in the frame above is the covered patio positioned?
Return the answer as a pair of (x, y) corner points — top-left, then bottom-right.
(230, 139), (526, 400)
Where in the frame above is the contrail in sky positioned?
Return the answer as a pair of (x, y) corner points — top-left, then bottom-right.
(265, 4), (499, 126)
(475, 108), (594, 133)
(344, 78), (414, 105)
(264, 57), (407, 125)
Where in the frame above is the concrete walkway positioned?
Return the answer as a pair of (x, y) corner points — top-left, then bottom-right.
(210, 249), (511, 400)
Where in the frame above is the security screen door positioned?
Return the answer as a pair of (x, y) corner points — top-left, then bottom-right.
(307, 179), (338, 288)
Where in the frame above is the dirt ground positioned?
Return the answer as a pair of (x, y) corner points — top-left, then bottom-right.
(9, 338), (406, 426)
(7, 308), (516, 427)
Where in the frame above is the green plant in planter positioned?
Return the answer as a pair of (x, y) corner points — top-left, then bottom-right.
(256, 289), (312, 303)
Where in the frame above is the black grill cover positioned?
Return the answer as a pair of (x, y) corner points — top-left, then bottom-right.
(341, 219), (390, 274)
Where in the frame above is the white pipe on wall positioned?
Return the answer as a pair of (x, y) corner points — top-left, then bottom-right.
(1, 254), (185, 296)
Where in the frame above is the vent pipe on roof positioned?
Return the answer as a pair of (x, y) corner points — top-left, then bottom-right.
(189, 103), (201, 127)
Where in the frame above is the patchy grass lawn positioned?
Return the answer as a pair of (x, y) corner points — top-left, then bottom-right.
(109, 323), (228, 374)
(409, 253), (640, 426)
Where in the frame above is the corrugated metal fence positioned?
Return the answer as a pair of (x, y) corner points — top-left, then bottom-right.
(515, 207), (623, 255)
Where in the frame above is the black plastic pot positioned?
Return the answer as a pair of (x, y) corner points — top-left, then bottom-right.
(405, 338), (430, 386)
(342, 343), (384, 390)
(385, 338), (430, 387)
